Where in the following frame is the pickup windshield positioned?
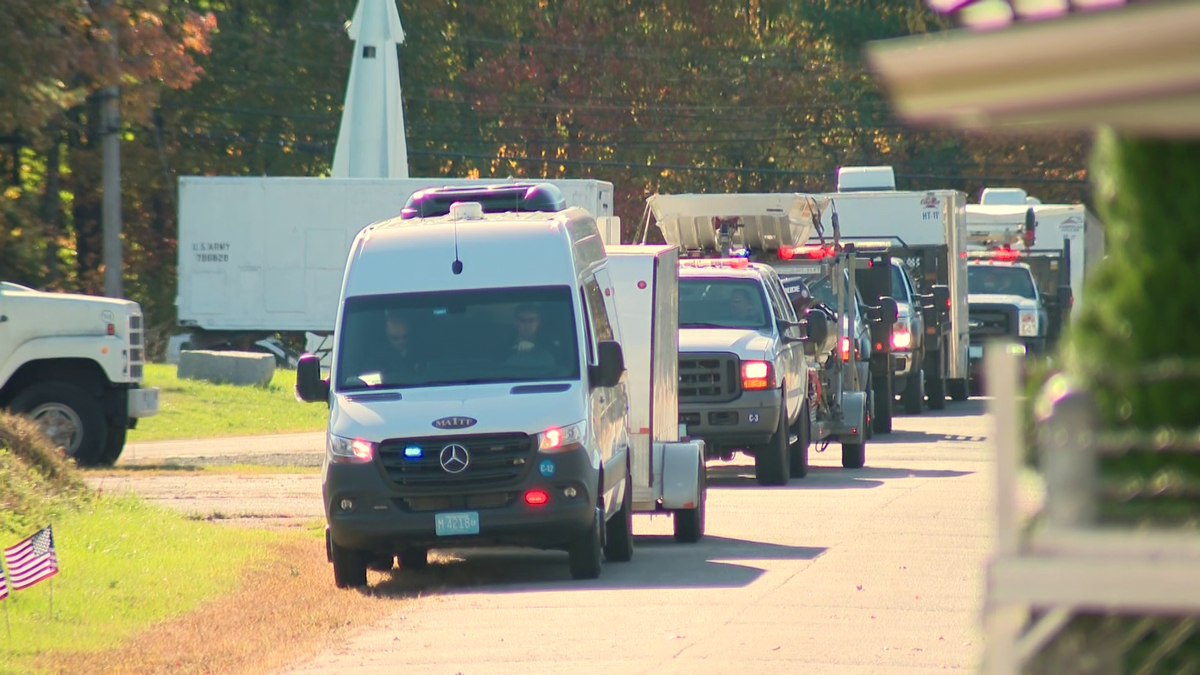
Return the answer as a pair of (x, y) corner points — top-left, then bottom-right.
(335, 286), (580, 391)
(968, 265), (1037, 299)
(679, 278), (770, 330)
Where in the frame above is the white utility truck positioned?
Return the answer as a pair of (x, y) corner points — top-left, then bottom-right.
(813, 165), (972, 403)
(294, 184), (703, 587)
(0, 282), (159, 466)
(175, 176), (618, 358)
(965, 187), (1105, 311)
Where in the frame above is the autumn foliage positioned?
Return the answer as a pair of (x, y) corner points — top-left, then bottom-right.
(1, 0), (1092, 352)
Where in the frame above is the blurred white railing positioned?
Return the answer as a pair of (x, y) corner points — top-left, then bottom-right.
(982, 341), (1200, 674)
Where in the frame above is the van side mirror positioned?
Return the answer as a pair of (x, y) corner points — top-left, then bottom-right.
(804, 310), (829, 346)
(591, 340), (626, 388)
(295, 354), (330, 403)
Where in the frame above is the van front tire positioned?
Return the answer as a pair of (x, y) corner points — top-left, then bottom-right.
(331, 539), (369, 589)
(568, 507), (604, 580)
(603, 476), (635, 563)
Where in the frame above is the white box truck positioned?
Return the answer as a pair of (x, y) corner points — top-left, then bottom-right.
(175, 176), (617, 352)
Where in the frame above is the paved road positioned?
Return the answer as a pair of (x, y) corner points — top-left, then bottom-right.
(254, 400), (999, 675)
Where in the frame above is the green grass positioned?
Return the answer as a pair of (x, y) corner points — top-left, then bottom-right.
(128, 364), (328, 442)
(0, 495), (267, 675)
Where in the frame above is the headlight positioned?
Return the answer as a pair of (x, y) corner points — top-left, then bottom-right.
(891, 324), (912, 350)
(1018, 310), (1039, 337)
(328, 434), (375, 464)
(538, 421), (586, 453)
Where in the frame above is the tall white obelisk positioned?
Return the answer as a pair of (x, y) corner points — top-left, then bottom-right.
(331, 0), (409, 178)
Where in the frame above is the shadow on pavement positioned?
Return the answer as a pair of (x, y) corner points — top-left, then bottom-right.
(706, 463), (972, 491)
(870, 429), (989, 444)
(365, 535), (825, 597)
(891, 398), (990, 418)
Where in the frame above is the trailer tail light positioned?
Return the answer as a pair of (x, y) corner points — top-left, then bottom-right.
(778, 246), (796, 260)
(741, 360), (773, 390)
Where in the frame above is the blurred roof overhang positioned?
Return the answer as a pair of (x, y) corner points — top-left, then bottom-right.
(865, 1), (1200, 136)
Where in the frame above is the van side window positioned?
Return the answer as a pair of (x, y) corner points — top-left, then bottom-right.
(582, 278), (614, 342)
(761, 274), (793, 324)
(579, 288), (596, 364)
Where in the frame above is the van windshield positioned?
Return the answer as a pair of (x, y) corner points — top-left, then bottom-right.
(335, 286), (580, 391)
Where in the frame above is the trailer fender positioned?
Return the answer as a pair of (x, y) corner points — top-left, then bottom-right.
(840, 390), (868, 442)
(660, 440), (706, 511)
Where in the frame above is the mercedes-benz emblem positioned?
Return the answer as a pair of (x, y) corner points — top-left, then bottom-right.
(439, 444), (470, 474)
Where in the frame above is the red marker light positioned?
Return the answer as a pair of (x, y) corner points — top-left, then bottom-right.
(525, 490), (549, 506)
(107, 323), (115, 335)
(637, 280), (647, 289)
(992, 246), (1021, 262)
(779, 246), (796, 260)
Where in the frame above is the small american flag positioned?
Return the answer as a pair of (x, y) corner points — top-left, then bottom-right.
(3, 526), (58, 591)
(0, 558), (8, 601)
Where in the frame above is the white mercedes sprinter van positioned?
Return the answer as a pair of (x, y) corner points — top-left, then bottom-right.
(296, 184), (634, 587)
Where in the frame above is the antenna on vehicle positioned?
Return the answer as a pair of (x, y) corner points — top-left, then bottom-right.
(450, 202), (464, 275)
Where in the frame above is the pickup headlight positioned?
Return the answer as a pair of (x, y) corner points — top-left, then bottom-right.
(891, 323), (912, 351)
(328, 434), (376, 464)
(538, 421), (586, 453)
(1018, 309), (1039, 337)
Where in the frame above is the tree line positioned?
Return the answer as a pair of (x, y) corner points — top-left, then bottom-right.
(0, 0), (1092, 346)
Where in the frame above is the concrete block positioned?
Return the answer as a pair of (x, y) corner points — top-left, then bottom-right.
(177, 350), (276, 387)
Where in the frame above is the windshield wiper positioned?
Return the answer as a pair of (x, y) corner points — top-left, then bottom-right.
(681, 322), (741, 329)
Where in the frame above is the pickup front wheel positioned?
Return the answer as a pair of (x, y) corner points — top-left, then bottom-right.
(10, 382), (107, 467)
(754, 394), (791, 486)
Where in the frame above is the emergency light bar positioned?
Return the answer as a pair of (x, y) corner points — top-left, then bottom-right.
(679, 258), (752, 269)
(778, 244), (836, 260)
(968, 246), (1022, 262)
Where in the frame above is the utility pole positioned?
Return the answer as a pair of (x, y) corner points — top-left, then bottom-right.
(100, 0), (123, 298)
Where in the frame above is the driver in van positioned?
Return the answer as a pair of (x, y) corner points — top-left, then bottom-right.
(505, 304), (560, 365)
(381, 310), (419, 379)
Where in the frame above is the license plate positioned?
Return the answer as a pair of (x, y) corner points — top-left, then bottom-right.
(969, 345), (983, 359)
(435, 511), (480, 537)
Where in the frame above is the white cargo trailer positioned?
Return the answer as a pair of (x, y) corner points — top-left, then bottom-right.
(966, 203), (1105, 310)
(605, 244), (707, 542)
(176, 176), (616, 339)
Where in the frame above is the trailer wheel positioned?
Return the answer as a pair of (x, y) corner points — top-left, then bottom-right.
(788, 401), (810, 479)
(673, 457), (706, 543)
(568, 507), (604, 580)
(753, 395), (791, 486)
(603, 469), (635, 562)
(842, 440), (866, 469)
(871, 371), (893, 434)
(11, 382), (108, 467)
(331, 539), (369, 589)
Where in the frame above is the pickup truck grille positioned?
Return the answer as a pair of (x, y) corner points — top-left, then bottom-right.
(377, 433), (534, 490)
(968, 304), (1018, 341)
(679, 352), (740, 403)
(127, 314), (145, 380)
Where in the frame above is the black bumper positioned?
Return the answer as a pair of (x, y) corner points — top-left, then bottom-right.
(324, 447), (598, 553)
(678, 388), (782, 452)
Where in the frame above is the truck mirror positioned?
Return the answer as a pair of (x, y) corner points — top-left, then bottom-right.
(877, 297), (899, 325)
(591, 340), (626, 388)
(295, 354), (330, 403)
(804, 310), (829, 346)
(931, 285), (950, 310)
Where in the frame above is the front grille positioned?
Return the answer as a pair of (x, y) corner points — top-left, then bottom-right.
(968, 304), (1018, 340)
(680, 412), (702, 427)
(679, 352), (740, 403)
(377, 433), (535, 489)
(127, 314), (146, 382)
(399, 492), (514, 512)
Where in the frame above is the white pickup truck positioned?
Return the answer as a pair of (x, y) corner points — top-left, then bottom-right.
(0, 282), (160, 466)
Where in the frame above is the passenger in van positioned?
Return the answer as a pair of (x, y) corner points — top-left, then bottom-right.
(381, 310), (420, 380)
(504, 304), (560, 367)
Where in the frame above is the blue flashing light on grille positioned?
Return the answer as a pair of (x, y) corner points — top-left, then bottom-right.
(404, 446), (423, 459)
(729, 248), (752, 258)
